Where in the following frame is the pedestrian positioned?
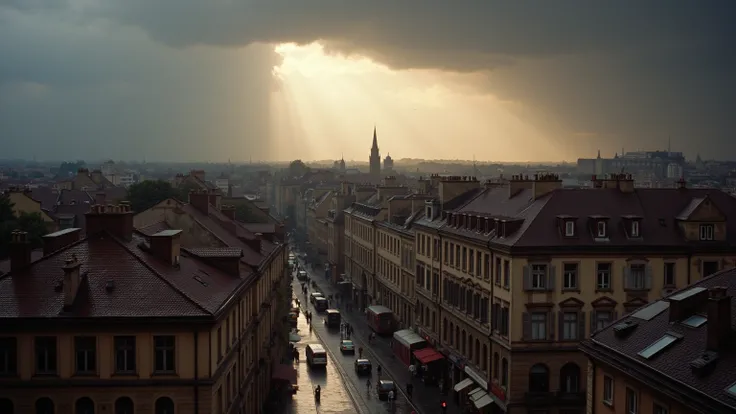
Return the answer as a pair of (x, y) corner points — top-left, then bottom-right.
(409, 363), (416, 377)
(388, 389), (394, 406)
(366, 378), (372, 391)
(377, 365), (382, 378)
(406, 383), (413, 399)
(358, 347), (364, 358)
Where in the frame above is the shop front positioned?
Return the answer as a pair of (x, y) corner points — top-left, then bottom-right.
(412, 347), (445, 386)
(452, 365), (499, 413)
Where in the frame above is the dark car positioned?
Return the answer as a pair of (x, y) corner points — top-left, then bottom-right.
(376, 379), (396, 400)
(354, 359), (372, 375)
(314, 297), (328, 312)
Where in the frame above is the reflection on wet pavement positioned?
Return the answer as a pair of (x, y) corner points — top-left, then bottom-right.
(281, 297), (357, 414)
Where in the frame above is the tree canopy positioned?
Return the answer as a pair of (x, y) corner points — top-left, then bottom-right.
(125, 180), (179, 214)
(288, 159), (309, 177)
(0, 197), (50, 259)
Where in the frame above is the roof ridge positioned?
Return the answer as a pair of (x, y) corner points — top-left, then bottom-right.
(182, 204), (260, 256)
(0, 236), (89, 281)
(111, 234), (213, 315)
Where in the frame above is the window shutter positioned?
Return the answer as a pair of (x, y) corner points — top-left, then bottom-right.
(523, 266), (530, 291)
(645, 264), (653, 289)
(522, 312), (531, 340)
(548, 266), (556, 291)
(558, 311), (565, 340)
(590, 310), (597, 333)
(579, 311), (586, 339)
(623, 266), (631, 289)
(548, 312), (556, 340)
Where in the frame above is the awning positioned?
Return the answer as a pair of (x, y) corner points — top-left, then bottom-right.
(468, 387), (485, 399)
(271, 364), (297, 383)
(473, 394), (494, 409)
(413, 348), (444, 364)
(453, 378), (475, 392)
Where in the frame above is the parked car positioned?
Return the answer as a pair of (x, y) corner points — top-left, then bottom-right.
(376, 380), (396, 400)
(340, 340), (355, 353)
(354, 359), (372, 375)
(297, 270), (309, 281)
(309, 292), (324, 305)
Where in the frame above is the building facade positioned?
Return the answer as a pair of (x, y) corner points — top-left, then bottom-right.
(0, 197), (289, 414)
(580, 268), (736, 414)
(326, 182), (356, 280)
(415, 173), (736, 414)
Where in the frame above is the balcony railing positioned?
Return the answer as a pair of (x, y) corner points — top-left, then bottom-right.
(555, 390), (586, 405)
(524, 391), (555, 406)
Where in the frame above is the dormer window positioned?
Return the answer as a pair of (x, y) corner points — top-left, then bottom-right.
(631, 221), (640, 238)
(565, 221), (575, 237)
(597, 221), (607, 238)
(426, 206), (432, 220)
(699, 224), (714, 241)
(484, 218), (490, 234)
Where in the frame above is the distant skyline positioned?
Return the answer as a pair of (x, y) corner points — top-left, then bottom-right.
(1, 2), (734, 162)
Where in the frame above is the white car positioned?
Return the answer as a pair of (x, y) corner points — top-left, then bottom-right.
(340, 340), (355, 353)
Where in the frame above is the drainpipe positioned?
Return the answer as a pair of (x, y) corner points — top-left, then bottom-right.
(590, 360), (596, 414)
(687, 252), (692, 285)
(194, 330), (200, 414)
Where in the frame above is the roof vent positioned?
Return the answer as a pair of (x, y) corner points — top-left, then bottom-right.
(105, 280), (115, 293)
(613, 320), (639, 338)
(690, 350), (720, 377)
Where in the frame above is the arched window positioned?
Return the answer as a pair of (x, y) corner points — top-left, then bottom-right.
(449, 322), (455, 345)
(35, 398), (54, 414)
(482, 345), (488, 372)
(475, 339), (480, 366)
(75, 397), (95, 414)
(560, 363), (581, 393)
(467, 333), (473, 359)
(0, 399), (14, 414)
(493, 353), (499, 379)
(115, 397), (135, 414)
(528, 364), (550, 392)
(461, 330), (466, 355)
(443, 318), (448, 341)
(501, 358), (509, 387)
(155, 397), (175, 414)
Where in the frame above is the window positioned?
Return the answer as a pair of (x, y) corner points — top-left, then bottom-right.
(501, 358), (508, 386)
(628, 264), (646, 290)
(560, 363), (580, 393)
(682, 314), (707, 328)
(217, 327), (222, 361)
(664, 263), (675, 286)
(653, 403), (669, 414)
(492, 353), (499, 379)
(74, 337), (97, 374)
(531, 264), (547, 289)
(597, 221), (607, 237)
(596, 263), (612, 290)
(75, 397), (95, 414)
(528, 364), (549, 392)
(36, 397), (55, 414)
(562, 263), (578, 290)
(154, 336), (176, 373)
(503, 260), (510, 288)
(625, 388), (638, 414)
(562, 312), (578, 340)
(114, 397), (134, 414)
(495, 257), (502, 285)
(114, 336), (136, 373)
(565, 220), (575, 236)
(35, 336), (57, 375)
(0, 337), (17, 375)
(631, 220), (640, 237)
(596, 311), (613, 331)
(154, 397), (174, 414)
(531, 312), (547, 340)
(699, 224), (714, 240)
(602, 376), (614, 405)
(638, 334), (678, 359)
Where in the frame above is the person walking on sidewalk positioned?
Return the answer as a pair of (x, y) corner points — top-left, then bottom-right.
(366, 378), (372, 392)
(377, 364), (382, 378)
(406, 382), (413, 399)
(358, 347), (364, 358)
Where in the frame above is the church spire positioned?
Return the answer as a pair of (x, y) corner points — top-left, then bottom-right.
(372, 125), (378, 150)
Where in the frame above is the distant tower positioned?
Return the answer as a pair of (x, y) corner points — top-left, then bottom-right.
(369, 126), (381, 178)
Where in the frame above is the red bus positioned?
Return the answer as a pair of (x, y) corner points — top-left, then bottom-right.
(366, 305), (395, 335)
(392, 329), (427, 366)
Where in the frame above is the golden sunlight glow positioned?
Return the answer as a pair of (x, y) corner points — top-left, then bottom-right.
(269, 42), (563, 163)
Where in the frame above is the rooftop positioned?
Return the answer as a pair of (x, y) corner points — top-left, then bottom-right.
(581, 267), (736, 414)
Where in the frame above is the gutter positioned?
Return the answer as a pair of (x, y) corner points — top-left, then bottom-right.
(194, 330), (200, 414)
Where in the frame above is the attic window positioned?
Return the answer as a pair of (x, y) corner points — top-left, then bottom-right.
(726, 382), (736, 398)
(564, 221), (575, 237)
(426, 206), (432, 220)
(631, 221), (640, 237)
(596, 221), (607, 238)
(682, 314), (707, 328)
(699, 224), (714, 241)
(637, 333), (680, 359)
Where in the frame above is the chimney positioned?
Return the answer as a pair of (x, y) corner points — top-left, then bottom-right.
(207, 189), (222, 210)
(707, 286), (732, 351)
(95, 192), (106, 205)
(42, 228), (82, 256)
(62, 256), (82, 311)
(84, 203), (134, 241)
(9, 230), (32, 272)
(247, 234), (262, 252)
(221, 205), (236, 221)
(189, 190), (209, 214)
(190, 169), (205, 182)
(383, 176), (397, 186)
(438, 176), (480, 205)
(77, 168), (88, 176)
(275, 223), (285, 242)
(532, 173), (563, 199)
(508, 174), (533, 198)
(668, 286), (709, 322)
(150, 230), (182, 266)
(677, 177), (687, 190)
(340, 181), (352, 195)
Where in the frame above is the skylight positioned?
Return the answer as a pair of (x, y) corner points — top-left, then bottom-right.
(726, 382), (736, 398)
(682, 314), (708, 328)
(638, 334), (679, 359)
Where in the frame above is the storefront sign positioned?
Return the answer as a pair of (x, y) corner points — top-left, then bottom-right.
(464, 366), (488, 390)
(490, 379), (507, 403)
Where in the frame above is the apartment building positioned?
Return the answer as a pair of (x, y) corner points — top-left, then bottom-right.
(580, 268), (736, 414)
(343, 178), (413, 310)
(416, 173), (736, 414)
(306, 189), (333, 257)
(326, 182), (357, 280)
(0, 198), (289, 414)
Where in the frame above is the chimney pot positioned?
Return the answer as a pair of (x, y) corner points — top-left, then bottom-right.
(707, 286), (732, 351)
(9, 230), (32, 272)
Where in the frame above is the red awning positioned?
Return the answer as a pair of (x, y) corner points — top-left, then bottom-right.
(272, 364), (297, 383)
(413, 348), (444, 364)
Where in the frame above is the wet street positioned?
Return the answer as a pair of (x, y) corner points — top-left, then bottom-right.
(291, 276), (419, 414)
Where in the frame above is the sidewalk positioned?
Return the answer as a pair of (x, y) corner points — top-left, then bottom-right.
(299, 259), (464, 414)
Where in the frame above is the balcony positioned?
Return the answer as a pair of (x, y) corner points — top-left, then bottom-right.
(524, 392), (555, 406)
(555, 391), (586, 405)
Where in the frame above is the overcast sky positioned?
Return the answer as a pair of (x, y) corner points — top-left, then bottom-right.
(1, 1), (734, 162)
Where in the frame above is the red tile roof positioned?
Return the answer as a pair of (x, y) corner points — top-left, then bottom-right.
(138, 221), (171, 236)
